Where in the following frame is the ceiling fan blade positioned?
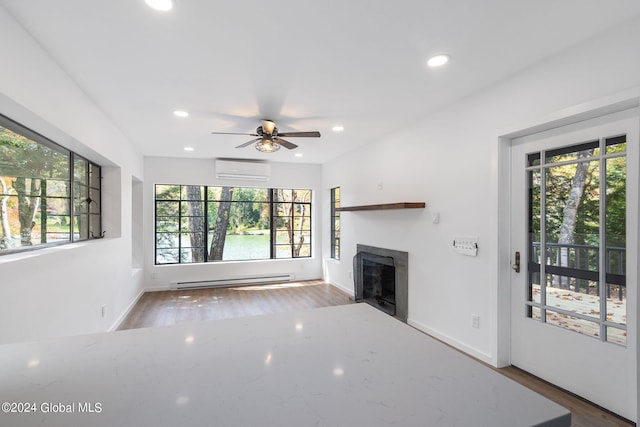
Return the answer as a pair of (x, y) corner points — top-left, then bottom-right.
(236, 138), (262, 148)
(277, 131), (321, 138)
(276, 138), (298, 150)
(212, 132), (260, 136)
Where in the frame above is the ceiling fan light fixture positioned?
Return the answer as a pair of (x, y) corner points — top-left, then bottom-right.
(255, 138), (280, 153)
(427, 54), (450, 67)
(144, 0), (175, 11)
(262, 120), (276, 135)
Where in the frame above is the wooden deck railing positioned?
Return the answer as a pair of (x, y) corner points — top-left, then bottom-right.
(529, 242), (626, 300)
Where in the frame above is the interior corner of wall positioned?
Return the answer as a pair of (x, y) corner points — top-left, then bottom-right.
(101, 165), (123, 238)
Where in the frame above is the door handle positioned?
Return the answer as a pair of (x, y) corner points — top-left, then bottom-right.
(512, 251), (521, 273)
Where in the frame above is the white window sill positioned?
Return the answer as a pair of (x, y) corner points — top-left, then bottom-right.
(0, 241), (94, 264)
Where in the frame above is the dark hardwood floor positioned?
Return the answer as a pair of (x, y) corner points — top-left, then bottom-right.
(117, 279), (634, 427)
(496, 366), (634, 427)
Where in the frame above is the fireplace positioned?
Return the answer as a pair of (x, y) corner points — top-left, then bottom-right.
(353, 244), (408, 322)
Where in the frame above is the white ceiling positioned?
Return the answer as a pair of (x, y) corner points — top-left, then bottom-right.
(2, 0), (640, 164)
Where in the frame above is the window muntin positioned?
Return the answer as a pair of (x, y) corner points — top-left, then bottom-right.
(154, 185), (312, 264)
(526, 134), (627, 345)
(331, 187), (340, 259)
(73, 154), (102, 240)
(0, 115), (101, 254)
(272, 189), (311, 259)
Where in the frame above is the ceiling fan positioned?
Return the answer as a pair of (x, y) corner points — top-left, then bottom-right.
(211, 119), (321, 153)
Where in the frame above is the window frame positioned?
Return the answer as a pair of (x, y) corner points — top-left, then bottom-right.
(0, 114), (102, 256)
(525, 134), (627, 345)
(331, 187), (340, 260)
(154, 184), (313, 265)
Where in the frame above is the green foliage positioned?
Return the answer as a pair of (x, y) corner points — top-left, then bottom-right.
(155, 185), (180, 200)
(605, 157), (626, 247)
(0, 124), (75, 249)
(529, 146), (626, 274)
(154, 185), (312, 264)
(227, 187), (268, 233)
(0, 125), (68, 180)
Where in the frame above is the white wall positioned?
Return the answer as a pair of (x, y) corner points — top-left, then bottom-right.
(144, 157), (323, 290)
(1, 0), (638, 416)
(0, 5), (144, 344)
(323, 16), (640, 368)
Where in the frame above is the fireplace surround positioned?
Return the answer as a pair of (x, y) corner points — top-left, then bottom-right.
(353, 244), (408, 322)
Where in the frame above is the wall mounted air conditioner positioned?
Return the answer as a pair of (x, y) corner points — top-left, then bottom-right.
(215, 159), (271, 181)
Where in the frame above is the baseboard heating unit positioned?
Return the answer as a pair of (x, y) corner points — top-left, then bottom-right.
(170, 274), (293, 290)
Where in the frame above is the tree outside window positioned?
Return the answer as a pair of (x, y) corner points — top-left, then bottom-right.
(154, 185), (312, 264)
(0, 116), (101, 254)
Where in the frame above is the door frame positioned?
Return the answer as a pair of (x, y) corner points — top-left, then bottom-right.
(494, 88), (640, 370)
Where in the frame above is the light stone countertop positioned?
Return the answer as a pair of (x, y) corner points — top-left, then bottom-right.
(0, 303), (570, 426)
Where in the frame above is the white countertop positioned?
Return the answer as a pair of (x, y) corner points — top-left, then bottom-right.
(0, 304), (570, 426)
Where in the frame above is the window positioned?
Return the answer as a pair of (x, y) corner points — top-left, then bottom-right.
(210, 186), (270, 261)
(155, 185), (206, 263)
(154, 185), (312, 264)
(272, 189), (311, 259)
(526, 135), (627, 345)
(0, 115), (101, 254)
(331, 187), (340, 259)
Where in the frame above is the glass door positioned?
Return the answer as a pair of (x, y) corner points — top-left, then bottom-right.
(509, 109), (638, 420)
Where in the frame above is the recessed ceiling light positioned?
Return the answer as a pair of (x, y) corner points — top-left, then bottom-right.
(294, 153), (303, 158)
(427, 54), (450, 67)
(332, 125), (345, 132)
(183, 146), (194, 152)
(173, 110), (189, 117)
(145, 0), (175, 11)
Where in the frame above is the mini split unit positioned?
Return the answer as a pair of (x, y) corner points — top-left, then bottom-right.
(215, 159), (271, 181)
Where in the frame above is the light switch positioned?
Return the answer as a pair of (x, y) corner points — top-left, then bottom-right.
(431, 212), (440, 224)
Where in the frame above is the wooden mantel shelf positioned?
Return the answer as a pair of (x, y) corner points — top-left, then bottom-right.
(336, 202), (426, 212)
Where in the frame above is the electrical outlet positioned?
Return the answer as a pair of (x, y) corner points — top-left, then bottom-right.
(471, 314), (480, 329)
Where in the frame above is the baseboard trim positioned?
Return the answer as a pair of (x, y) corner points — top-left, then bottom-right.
(108, 290), (145, 332)
(327, 280), (354, 297)
(407, 318), (494, 366)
